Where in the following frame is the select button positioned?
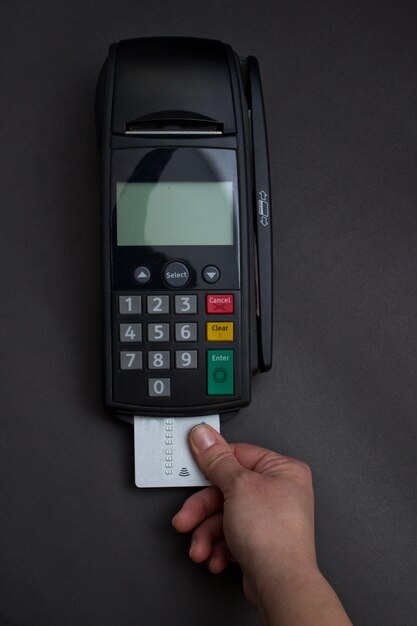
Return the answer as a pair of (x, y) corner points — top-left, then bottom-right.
(163, 261), (190, 288)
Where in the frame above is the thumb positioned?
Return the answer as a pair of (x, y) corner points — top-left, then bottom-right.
(188, 424), (245, 495)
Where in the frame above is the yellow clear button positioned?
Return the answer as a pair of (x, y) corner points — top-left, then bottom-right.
(206, 321), (234, 342)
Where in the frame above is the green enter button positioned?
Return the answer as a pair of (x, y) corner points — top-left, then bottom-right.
(207, 350), (234, 396)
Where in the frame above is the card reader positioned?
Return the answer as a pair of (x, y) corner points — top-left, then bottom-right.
(96, 37), (272, 487)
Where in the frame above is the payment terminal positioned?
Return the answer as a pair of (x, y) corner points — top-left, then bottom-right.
(96, 37), (272, 486)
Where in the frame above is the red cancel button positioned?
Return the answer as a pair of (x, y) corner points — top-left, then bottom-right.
(206, 294), (234, 314)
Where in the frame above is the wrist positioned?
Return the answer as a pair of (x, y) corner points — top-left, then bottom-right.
(250, 565), (352, 626)
(247, 558), (321, 611)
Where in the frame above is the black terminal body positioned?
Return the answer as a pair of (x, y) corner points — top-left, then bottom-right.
(96, 37), (272, 421)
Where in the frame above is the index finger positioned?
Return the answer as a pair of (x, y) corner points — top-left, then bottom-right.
(172, 485), (223, 532)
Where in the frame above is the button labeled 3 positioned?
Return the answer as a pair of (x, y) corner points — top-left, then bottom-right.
(175, 295), (197, 314)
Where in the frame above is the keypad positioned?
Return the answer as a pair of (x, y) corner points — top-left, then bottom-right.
(116, 292), (236, 399)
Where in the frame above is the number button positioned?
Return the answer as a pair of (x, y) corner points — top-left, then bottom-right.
(175, 323), (197, 342)
(147, 295), (169, 314)
(148, 378), (171, 397)
(120, 351), (143, 369)
(175, 350), (198, 369)
(175, 295), (197, 314)
(119, 295), (141, 314)
(148, 323), (170, 342)
(119, 323), (142, 342)
(148, 351), (170, 370)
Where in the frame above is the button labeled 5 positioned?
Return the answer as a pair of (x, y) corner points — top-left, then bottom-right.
(148, 323), (170, 342)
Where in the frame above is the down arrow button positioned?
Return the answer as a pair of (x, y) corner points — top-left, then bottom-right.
(202, 265), (221, 284)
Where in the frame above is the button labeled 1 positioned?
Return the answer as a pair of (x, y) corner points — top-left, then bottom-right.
(119, 295), (141, 314)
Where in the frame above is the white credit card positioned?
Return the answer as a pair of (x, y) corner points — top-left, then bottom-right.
(134, 415), (220, 488)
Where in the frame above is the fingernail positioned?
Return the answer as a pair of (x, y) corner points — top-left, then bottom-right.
(190, 424), (217, 451)
(189, 540), (198, 557)
(171, 513), (178, 526)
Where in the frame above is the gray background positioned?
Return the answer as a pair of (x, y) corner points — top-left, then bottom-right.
(1, 1), (416, 625)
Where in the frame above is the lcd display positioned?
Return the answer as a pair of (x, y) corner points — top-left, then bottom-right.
(116, 182), (234, 246)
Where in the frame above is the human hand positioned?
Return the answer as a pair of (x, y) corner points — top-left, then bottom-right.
(172, 424), (317, 605)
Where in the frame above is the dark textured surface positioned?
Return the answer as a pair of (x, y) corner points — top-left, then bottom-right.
(1, 1), (417, 625)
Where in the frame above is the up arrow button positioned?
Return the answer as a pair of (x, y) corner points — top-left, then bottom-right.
(133, 266), (151, 284)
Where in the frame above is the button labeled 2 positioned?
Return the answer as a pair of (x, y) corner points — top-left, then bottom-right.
(147, 295), (169, 314)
